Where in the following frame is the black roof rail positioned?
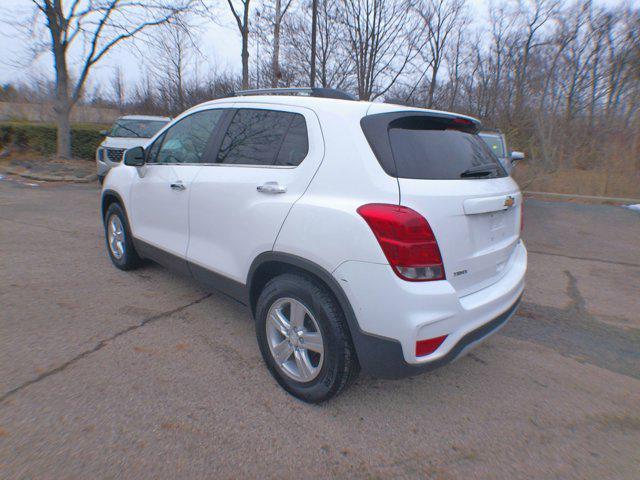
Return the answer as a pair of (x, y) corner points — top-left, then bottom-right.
(233, 87), (356, 101)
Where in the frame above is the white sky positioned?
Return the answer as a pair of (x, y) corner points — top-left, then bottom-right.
(0, 0), (634, 98)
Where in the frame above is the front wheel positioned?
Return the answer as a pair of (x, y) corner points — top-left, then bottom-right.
(104, 203), (142, 271)
(255, 273), (359, 403)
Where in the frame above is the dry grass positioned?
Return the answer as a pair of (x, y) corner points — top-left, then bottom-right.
(513, 164), (640, 199)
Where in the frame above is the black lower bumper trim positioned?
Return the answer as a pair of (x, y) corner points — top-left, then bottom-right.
(352, 294), (523, 379)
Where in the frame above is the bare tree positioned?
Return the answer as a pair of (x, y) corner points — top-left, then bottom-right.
(149, 17), (199, 114)
(310, 0), (318, 87)
(342, 0), (420, 100)
(281, 0), (353, 90)
(272, 0), (294, 86)
(418, 0), (468, 107)
(110, 65), (125, 111)
(30, 0), (192, 158)
(224, 0), (252, 89)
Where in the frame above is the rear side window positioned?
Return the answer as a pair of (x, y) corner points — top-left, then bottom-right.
(275, 115), (308, 166)
(479, 133), (506, 158)
(216, 109), (308, 166)
(362, 113), (506, 180)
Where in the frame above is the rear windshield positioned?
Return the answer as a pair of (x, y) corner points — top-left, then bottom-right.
(361, 113), (506, 180)
(388, 117), (506, 180)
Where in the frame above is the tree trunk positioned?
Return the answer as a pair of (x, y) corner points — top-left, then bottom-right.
(241, 2), (250, 89)
(48, 1), (73, 159)
(310, 0), (318, 87)
(427, 66), (438, 108)
(53, 47), (72, 158)
(54, 100), (72, 159)
(271, 0), (282, 87)
(241, 31), (250, 89)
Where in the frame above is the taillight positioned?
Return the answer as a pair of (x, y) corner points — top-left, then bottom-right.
(357, 203), (445, 281)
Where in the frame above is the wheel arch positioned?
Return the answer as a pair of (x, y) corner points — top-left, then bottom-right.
(247, 253), (361, 336)
(101, 189), (129, 224)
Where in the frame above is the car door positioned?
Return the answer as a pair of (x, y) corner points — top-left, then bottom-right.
(187, 105), (324, 286)
(129, 108), (226, 270)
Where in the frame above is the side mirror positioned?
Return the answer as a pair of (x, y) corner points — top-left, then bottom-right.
(510, 151), (525, 162)
(124, 146), (146, 167)
(100, 130), (109, 136)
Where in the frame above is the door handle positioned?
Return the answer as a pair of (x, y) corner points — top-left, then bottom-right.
(256, 182), (287, 194)
(170, 182), (186, 192)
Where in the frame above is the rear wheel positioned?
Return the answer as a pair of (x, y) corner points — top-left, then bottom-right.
(104, 203), (142, 270)
(255, 273), (359, 403)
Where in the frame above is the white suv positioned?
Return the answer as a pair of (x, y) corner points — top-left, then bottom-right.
(97, 115), (170, 183)
(101, 88), (526, 403)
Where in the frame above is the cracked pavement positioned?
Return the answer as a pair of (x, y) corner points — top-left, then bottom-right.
(1, 179), (639, 479)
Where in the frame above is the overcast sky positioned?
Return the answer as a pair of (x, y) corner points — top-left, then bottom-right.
(0, 0), (634, 98)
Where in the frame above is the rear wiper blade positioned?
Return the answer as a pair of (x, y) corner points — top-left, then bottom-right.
(460, 165), (497, 178)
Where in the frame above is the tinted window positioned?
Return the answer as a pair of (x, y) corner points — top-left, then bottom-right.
(146, 132), (165, 163)
(152, 110), (224, 164)
(479, 133), (506, 158)
(109, 119), (167, 138)
(217, 109), (308, 166)
(388, 117), (506, 180)
(275, 115), (308, 166)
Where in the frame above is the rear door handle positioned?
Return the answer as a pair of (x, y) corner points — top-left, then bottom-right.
(257, 182), (287, 194)
(170, 181), (186, 192)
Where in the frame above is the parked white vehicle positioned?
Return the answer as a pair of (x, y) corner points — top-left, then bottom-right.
(96, 115), (170, 183)
(101, 88), (526, 402)
(479, 129), (525, 174)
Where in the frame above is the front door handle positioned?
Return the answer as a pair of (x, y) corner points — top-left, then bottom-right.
(170, 182), (186, 192)
(257, 182), (287, 194)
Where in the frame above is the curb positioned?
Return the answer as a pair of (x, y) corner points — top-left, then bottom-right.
(524, 191), (640, 204)
(1, 167), (98, 183)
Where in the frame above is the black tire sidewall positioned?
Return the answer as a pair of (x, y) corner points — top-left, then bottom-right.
(104, 203), (138, 270)
(255, 273), (354, 403)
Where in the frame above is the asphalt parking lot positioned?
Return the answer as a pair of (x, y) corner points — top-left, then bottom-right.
(1, 178), (639, 479)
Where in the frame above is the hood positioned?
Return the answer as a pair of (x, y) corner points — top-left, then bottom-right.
(100, 137), (152, 149)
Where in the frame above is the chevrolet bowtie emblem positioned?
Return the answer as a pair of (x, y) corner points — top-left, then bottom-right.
(504, 196), (515, 208)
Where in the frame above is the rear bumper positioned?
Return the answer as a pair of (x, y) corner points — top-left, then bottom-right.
(333, 241), (526, 378)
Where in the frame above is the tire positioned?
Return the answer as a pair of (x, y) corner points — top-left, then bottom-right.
(104, 202), (142, 271)
(255, 273), (359, 403)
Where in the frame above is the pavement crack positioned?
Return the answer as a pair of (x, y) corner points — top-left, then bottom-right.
(527, 249), (640, 268)
(0, 293), (212, 404)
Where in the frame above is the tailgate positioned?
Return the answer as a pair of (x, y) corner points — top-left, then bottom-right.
(399, 177), (522, 297)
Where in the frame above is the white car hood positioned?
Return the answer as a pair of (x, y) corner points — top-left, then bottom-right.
(100, 137), (152, 149)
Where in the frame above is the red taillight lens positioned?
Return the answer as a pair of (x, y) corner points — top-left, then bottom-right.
(357, 203), (445, 281)
(416, 335), (448, 357)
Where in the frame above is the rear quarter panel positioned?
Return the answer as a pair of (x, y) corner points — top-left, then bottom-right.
(273, 107), (398, 273)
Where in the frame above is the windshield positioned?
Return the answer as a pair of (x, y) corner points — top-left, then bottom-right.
(479, 133), (506, 158)
(108, 119), (168, 138)
(387, 117), (506, 180)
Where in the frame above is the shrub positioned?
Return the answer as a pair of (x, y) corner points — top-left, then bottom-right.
(0, 122), (106, 160)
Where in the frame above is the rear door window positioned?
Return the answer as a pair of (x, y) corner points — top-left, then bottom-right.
(216, 109), (308, 166)
(388, 117), (506, 180)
